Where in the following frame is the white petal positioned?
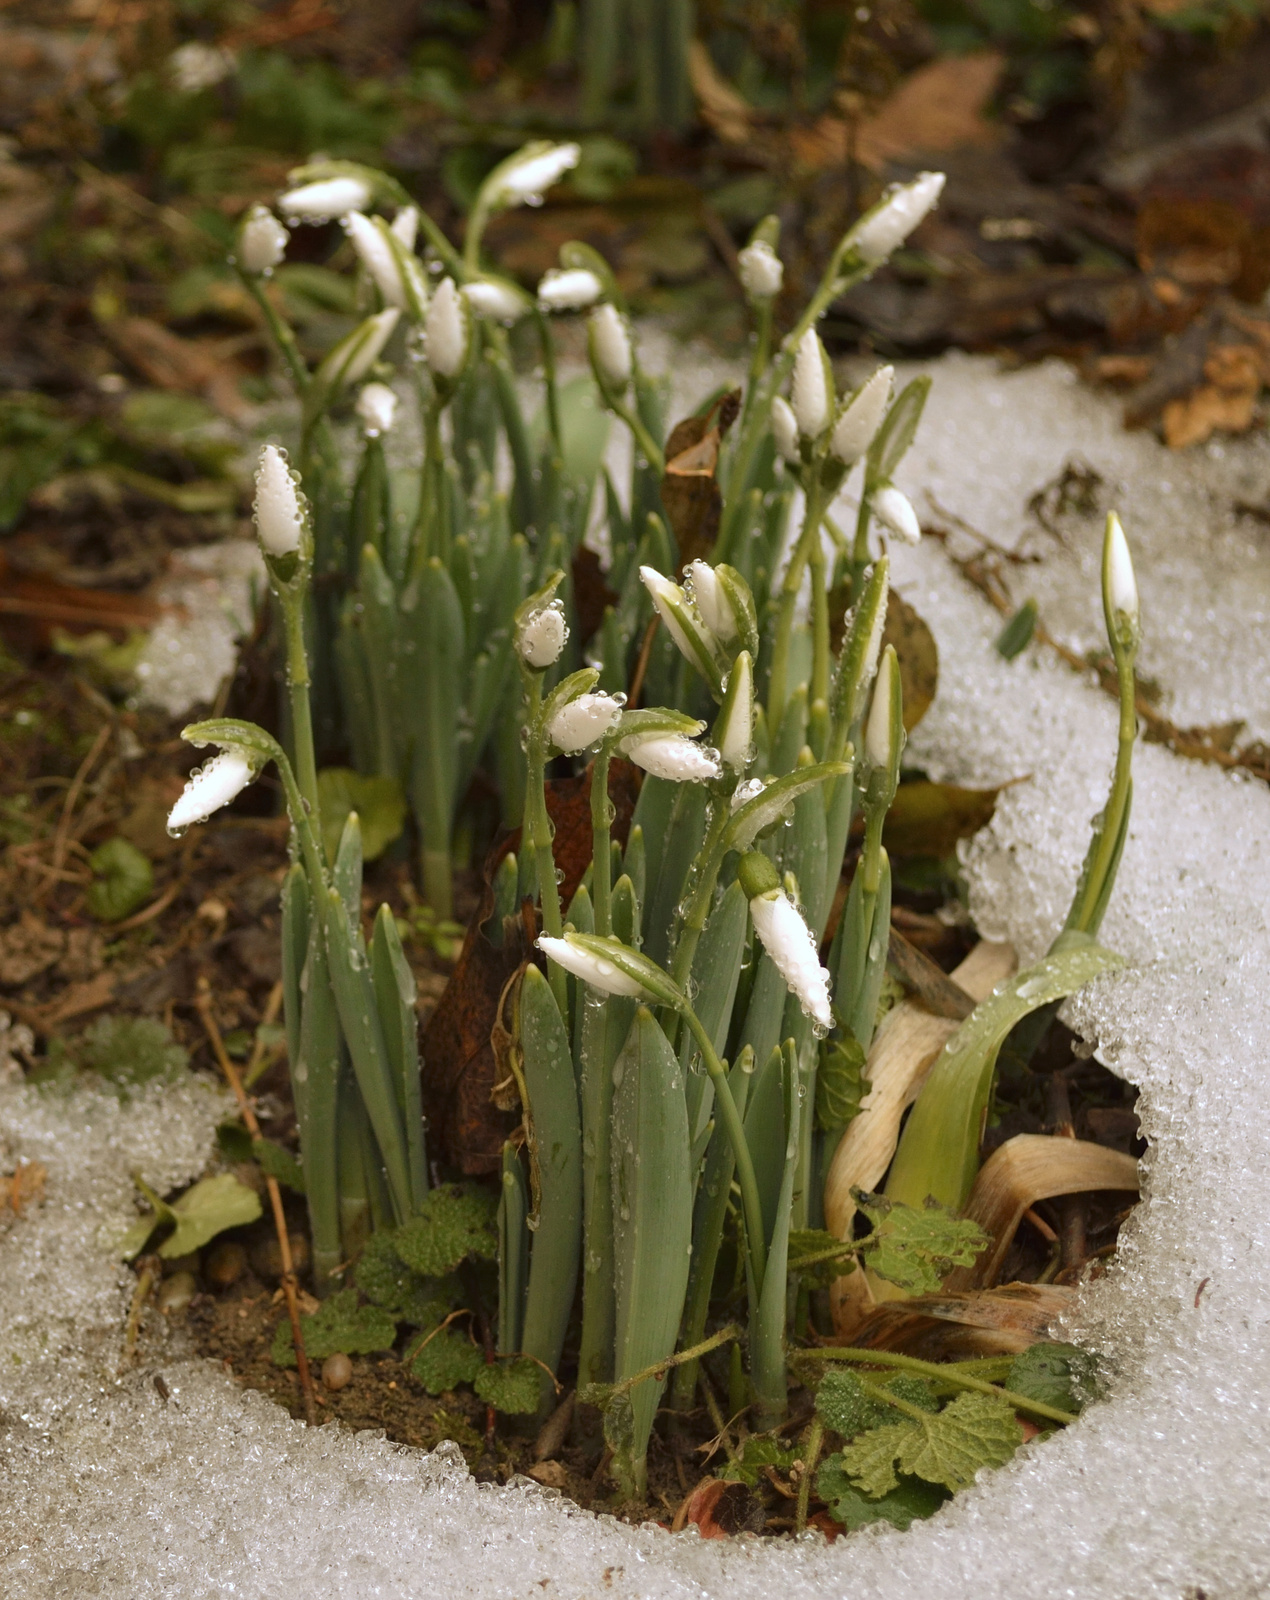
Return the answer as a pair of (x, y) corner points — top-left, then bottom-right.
(770, 396), (800, 463)
(621, 733), (720, 783)
(425, 278), (468, 378)
(354, 382), (398, 436)
(749, 890), (832, 1030)
(278, 176), (371, 221)
(253, 445), (304, 557)
(737, 240), (783, 299)
(167, 750), (254, 833)
(791, 327), (830, 439)
(547, 692), (624, 754)
(537, 935), (647, 997)
(849, 172), (945, 265)
(1106, 511), (1138, 626)
(537, 267), (602, 310)
(518, 604), (568, 669)
(497, 143), (580, 203)
(590, 304), (632, 389)
(340, 309), (400, 387)
(830, 365), (893, 466)
(237, 207), (288, 275)
(865, 649), (896, 769)
(345, 212), (405, 308)
(462, 279), (527, 322)
(873, 485), (921, 545)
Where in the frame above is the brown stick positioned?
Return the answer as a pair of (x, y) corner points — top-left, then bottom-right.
(195, 976), (317, 1424)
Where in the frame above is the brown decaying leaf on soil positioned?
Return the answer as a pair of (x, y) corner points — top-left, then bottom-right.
(659, 389), (742, 572)
(842, 1282), (1078, 1359)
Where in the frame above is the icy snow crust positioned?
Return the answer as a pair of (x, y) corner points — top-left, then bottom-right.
(5, 355), (1270, 1595)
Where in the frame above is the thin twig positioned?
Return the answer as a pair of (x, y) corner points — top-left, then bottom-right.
(243, 981), (285, 1088)
(119, 1257), (158, 1373)
(41, 722), (112, 902)
(195, 977), (317, 1425)
(794, 1417), (823, 1534)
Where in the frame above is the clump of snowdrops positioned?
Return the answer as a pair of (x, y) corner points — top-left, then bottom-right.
(167, 147), (1141, 1505)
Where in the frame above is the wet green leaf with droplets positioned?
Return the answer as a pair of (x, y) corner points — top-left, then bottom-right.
(816, 1454), (948, 1530)
(474, 1357), (542, 1415)
(1007, 1341), (1098, 1414)
(815, 1035), (869, 1132)
(815, 1369), (889, 1437)
(854, 1189), (990, 1295)
(410, 1326), (484, 1394)
(393, 1184), (498, 1277)
(271, 1288), (398, 1368)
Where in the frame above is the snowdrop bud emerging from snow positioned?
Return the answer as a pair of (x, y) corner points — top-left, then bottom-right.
(354, 383), (398, 436)
(1104, 511), (1139, 637)
(425, 278), (468, 378)
(345, 213), (407, 308)
(830, 365), (893, 466)
(791, 327), (831, 439)
(253, 445), (305, 557)
(770, 395), (800, 463)
(237, 207), (288, 275)
(589, 303), (633, 391)
(278, 176), (371, 221)
(737, 239), (784, 299)
(748, 889), (833, 1031)
(872, 485), (921, 545)
(518, 602), (568, 669)
(390, 206), (418, 251)
(462, 278), (527, 322)
(621, 732), (721, 783)
(537, 267), (603, 311)
(167, 750), (254, 834)
(849, 172), (945, 265)
(865, 648), (897, 770)
(536, 934), (654, 999)
(547, 692), (625, 754)
(494, 142), (581, 206)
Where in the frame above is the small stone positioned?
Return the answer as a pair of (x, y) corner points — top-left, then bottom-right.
(205, 1241), (247, 1289)
(527, 1460), (568, 1489)
(322, 1353), (352, 1391)
(156, 1271), (197, 1314)
(249, 1232), (310, 1281)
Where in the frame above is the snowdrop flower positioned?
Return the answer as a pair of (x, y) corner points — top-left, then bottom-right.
(336, 308), (400, 389)
(547, 692), (624, 754)
(169, 41), (234, 92)
(278, 176), (371, 222)
(354, 382), (398, 436)
(748, 888), (833, 1030)
(737, 239), (784, 299)
(830, 365), (893, 466)
(462, 278), (528, 323)
(589, 303), (632, 391)
(492, 142), (581, 207)
(253, 445), (305, 557)
(865, 647), (897, 770)
(345, 213), (410, 309)
(791, 327), (831, 439)
(390, 206), (419, 251)
(848, 172), (945, 266)
(518, 602), (568, 669)
(639, 566), (718, 679)
(873, 485), (921, 545)
(425, 278), (468, 378)
(536, 934), (655, 999)
(237, 206), (288, 275)
(538, 267), (602, 311)
(686, 561), (735, 646)
(770, 396), (800, 463)
(1104, 511), (1138, 636)
(716, 652), (754, 771)
(167, 750), (254, 834)
(621, 732), (720, 783)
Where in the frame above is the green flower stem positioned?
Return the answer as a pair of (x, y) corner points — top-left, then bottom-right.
(808, 510), (832, 714)
(797, 1346), (1079, 1427)
(681, 1004), (768, 1297)
(1067, 645), (1136, 936)
(610, 394), (665, 478)
(240, 272), (310, 396)
(795, 1417), (824, 1533)
(746, 297), (773, 402)
(533, 308), (564, 464)
(278, 587), (320, 831)
(607, 1320), (742, 1403)
(523, 677), (568, 1015)
(849, 492), (873, 597)
(413, 393), (446, 569)
(767, 479), (829, 735)
(589, 742), (613, 938)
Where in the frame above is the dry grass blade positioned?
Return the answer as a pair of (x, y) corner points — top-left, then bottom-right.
(950, 1133), (1141, 1289)
(844, 1282), (1077, 1358)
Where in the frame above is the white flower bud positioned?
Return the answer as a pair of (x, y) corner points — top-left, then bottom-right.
(167, 750), (254, 834)
(278, 176), (371, 222)
(390, 206), (419, 251)
(494, 142), (580, 206)
(748, 889), (833, 1031)
(639, 566), (719, 679)
(425, 278), (468, 379)
(737, 239), (784, 299)
(686, 561), (735, 646)
(345, 212), (408, 309)
(547, 691), (625, 754)
(462, 278), (528, 323)
(865, 648), (896, 770)
(341, 308), (399, 388)
(830, 365), (893, 466)
(237, 207), (288, 275)
(791, 327), (831, 439)
(771, 396), (800, 463)
(716, 652), (754, 771)
(621, 732), (721, 783)
(848, 172), (945, 265)
(1105, 511), (1138, 630)
(536, 934), (652, 998)
(873, 485), (921, 545)
(253, 445), (305, 557)
(518, 602), (568, 669)
(354, 382), (398, 436)
(538, 267), (603, 311)
(590, 303), (632, 391)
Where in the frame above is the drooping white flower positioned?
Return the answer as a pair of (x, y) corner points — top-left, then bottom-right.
(462, 278), (528, 323)
(253, 445), (305, 557)
(425, 278), (468, 378)
(639, 566), (718, 677)
(716, 652), (754, 772)
(354, 382), (398, 436)
(167, 750), (254, 834)
(518, 602), (568, 669)
(848, 172), (945, 266)
(278, 176), (371, 222)
(237, 206), (288, 275)
(345, 212), (409, 309)
(1105, 511), (1138, 632)
(390, 206), (419, 251)
(589, 303), (632, 391)
(737, 239), (784, 299)
(748, 889), (833, 1030)
(536, 934), (652, 998)
(169, 41), (234, 92)
(830, 365), (893, 466)
(547, 692), (624, 754)
(686, 561), (735, 646)
(492, 142), (581, 207)
(872, 485), (921, 545)
(621, 731), (721, 783)
(791, 327), (831, 440)
(865, 647), (896, 770)
(538, 267), (602, 311)
(770, 396), (800, 463)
